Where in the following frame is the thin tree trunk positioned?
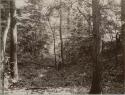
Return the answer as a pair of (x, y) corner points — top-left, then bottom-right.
(3, 14), (11, 55)
(121, 0), (125, 91)
(0, 14), (11, 93)
(9, 0), (18, 82)
(0, 1), (6, 93)
(47, 18), (57, 69)
(0, 1), (3, 93)
(53, 26), (57, 69)
(90, 0), (102, 94)
(67, 6), (70, 32)
(59, 0), (64, 65)
(88, 16), (92, 36)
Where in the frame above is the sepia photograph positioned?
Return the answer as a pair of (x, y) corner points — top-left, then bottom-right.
(0, 0), (124, 94)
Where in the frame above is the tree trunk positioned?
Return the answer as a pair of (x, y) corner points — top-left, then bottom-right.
(0, 3), (11, 93)
(3, 14), (11, 55)
(89, 0), (102, 94)
(47, 18), (57, 69)
(53, 26), (57, 69)
(0, 31), (4, 94)
(59, 0), (64, 65)
(9, 0), (18, 82)
(0, 1), (3, 93)
(121, 0), (125, 90)
(1, 13), (11, 93)
(67, 6), (70, 32)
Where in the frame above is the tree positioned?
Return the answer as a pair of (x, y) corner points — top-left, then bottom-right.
(1, 13), (10, 93)
(2, 14), (10, 57)
(9, 0), (18, 82)
(0, 0), (10, 92)
(89, 0), (102, 94)
(59, 0), (64, 65)
(47, 18), (57, 69)
(18, 0), (49, 64)
(121, 0), (125, 88)
(0, 2), (3, 92)
(67, 0), (72, 32)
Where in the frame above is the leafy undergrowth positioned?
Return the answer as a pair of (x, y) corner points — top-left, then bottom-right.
(102, 55), (124, 94)
(4, 57), (91, 95)
(4, 54), (124, 95)
(4, 87), (89, 95)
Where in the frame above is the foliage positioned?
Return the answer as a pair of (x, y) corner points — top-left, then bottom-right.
(17, 0), (50, 63)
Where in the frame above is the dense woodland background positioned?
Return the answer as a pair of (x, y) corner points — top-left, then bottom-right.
(0, 0), (125, 94)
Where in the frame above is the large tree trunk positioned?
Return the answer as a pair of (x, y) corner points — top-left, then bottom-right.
(89, 0), (102, 94)
(9, 0), (18, 82)
(121, 0), (125, 89)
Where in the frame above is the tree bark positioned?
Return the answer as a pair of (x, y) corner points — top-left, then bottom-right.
(1, 13), (11, 93)
(121, 0), (125, 91)
(9, 0), (18, 82)
(67, 6), (70, 32)
(0, 2), (11, 93)
(0, 1), (3, 93)
(89, 0), (102, 94)
(53, 26), (57, 69)
(2, 14), (11, 55)
(59, 0), (64, 65)
(47, 18), (57, 69)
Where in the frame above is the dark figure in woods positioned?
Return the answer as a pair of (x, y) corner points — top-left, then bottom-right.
(116, 33), (121, 50)
(115, 33), (122, 64)
(57, 56), (63, 71)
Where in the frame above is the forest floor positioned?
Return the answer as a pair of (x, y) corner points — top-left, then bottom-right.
(3, 54), (124, 95)
(3, 62), (90, 95)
